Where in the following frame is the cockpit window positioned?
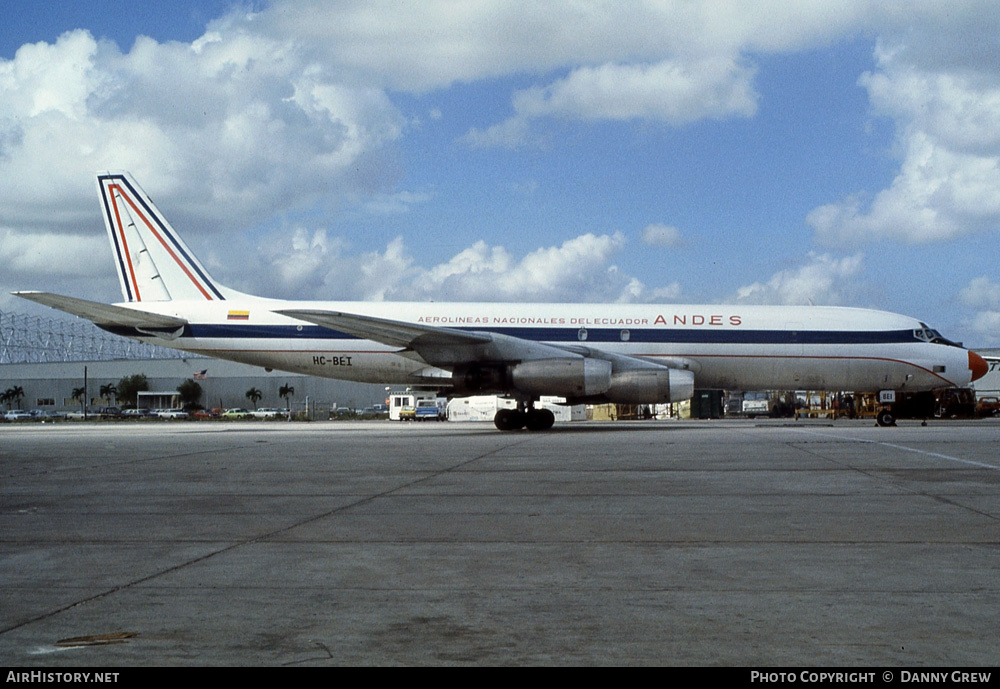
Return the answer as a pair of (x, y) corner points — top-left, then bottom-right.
(914, 323), (961, 347)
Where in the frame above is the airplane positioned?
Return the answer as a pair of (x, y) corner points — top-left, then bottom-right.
(14, 171), (989, 430)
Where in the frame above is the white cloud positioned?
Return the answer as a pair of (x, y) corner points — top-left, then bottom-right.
(0, 227), (108, 277)
(809, 16), (1000, 246)
(809, 121), (1000, 247)
(958, 276), (1000, 346)
(0, 226), (119, 312)
(462, 117), (537, 150)
(960, 276), (1000, 310)
(733, 253), (865, 305)
(2, 2), (979, 235)
(3, 0), (999, 313)
(254, 229), (681, 304)
(410, 232), (631, 302)
(519, 58), (757, 123)
(3, 2), (991, 231)
(641, 223), (684, 247)
(268, 228), (346, 296)
(235, 1), (883, 150)
(967, 311), (1000, 346)
(0, 27), (406, 233)
(465, 57), (757, 148)
(249, 1), (888, 92)
(362, 190), (434, 215)
(615, 276), (683, 304)
(255, 228), (415, 302)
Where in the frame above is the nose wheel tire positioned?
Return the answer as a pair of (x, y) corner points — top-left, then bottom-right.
(876, 409), (896, 427)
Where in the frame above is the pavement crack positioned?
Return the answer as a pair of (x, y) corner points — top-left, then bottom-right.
(0, 435), (536, 638)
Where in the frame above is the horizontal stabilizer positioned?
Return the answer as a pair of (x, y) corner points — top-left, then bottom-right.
(13, 291), (187, 329)
(275, 309), (492, 349)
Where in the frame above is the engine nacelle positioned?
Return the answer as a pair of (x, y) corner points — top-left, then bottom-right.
(510, 358), (612, 398)
(604, 368), (695, 403)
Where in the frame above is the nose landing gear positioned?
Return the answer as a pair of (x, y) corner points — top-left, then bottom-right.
(876, 408), (896, 427)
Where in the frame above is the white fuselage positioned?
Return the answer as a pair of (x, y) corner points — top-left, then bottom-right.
(113, 298), (977, 393)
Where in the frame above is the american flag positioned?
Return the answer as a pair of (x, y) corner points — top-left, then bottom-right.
(193, 370), (208, 380)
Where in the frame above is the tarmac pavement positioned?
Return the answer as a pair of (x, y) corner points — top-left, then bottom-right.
(1, 418), (998, 666)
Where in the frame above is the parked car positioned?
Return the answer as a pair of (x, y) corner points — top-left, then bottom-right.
(157, 408), (189, 419)
(191, 409), (220, 420)
(222, 408), (251, 419)
(977, 396), (1000, 417)
(35, 410), (67, 420)
(4, 410), (32, 421)
(122, 408), (151, 418)
(414, 399), (447, 421)
(251, 407), (286, 419)
(98, 406), (123, 419)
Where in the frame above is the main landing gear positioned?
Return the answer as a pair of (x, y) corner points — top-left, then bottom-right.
(494, 403), (555, 431)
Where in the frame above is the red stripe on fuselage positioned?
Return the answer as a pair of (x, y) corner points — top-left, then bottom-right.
(645, 353), (965, 387)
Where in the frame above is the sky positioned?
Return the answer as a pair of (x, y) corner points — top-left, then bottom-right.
(2, 1), (1000, 346)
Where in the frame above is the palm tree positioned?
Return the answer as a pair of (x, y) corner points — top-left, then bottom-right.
(7, 385), (25, 409)
(71, 386), (87, 411)
(245, 387), (262, 410)
(99, 383), (118, 405)
(279, 384), (295, 413)
(0, 389), (11, 410)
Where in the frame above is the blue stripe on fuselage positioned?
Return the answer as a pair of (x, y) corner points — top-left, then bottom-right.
(101, 323), (922, 345)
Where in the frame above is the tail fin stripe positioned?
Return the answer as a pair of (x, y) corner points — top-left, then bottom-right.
(108, 187), (143, 301)
(114, 178), (225, 300)
(98, 172), (228, 302)
(101, 182), (137, 301)
(110, 184), (216, 300)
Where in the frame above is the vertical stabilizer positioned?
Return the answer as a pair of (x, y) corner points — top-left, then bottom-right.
(97, 172), (229, 302)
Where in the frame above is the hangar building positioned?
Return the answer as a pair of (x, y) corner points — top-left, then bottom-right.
(0, 309), (385, 415)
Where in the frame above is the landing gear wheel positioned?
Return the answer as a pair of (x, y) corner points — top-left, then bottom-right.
(525, 408), (555, 431)
(876, 409), (896, 427)
(494, 408), (526, 431)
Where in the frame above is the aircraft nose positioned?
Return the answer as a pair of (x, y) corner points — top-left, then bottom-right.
(969, 350), (988, 382)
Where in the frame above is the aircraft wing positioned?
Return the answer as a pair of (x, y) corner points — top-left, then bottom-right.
(13, 291), (188, 329)
(276, 308), (697, 378)
(275, 307), (598, 369)
(274, 309), (492, 349)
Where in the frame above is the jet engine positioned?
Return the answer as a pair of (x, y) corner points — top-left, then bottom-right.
(603, 368), (694, 403)
(452, 358), (694, 404)
(509, 358), (612, 397)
